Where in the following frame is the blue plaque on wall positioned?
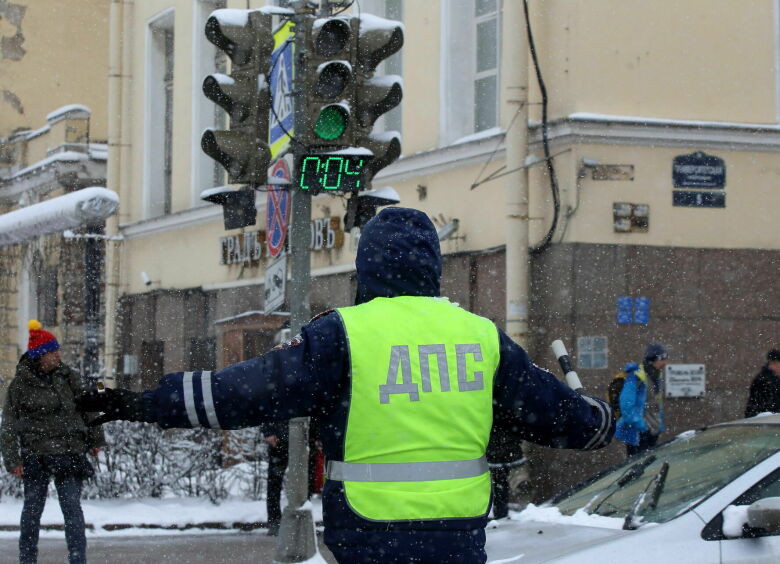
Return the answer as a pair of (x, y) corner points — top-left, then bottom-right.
(617, 297), (633, 325)
(673, 152), (725, 189)
(634, 297), (650, 324)
(617, 296), (651, 324)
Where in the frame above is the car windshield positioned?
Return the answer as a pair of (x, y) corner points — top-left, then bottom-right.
(553, 423), (780, 525)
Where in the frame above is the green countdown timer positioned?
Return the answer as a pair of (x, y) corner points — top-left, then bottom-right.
(297, 155), (369, 192)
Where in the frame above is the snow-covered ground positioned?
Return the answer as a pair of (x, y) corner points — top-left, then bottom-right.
(0, 496), (627, 564)
(0, 494), (318, 539)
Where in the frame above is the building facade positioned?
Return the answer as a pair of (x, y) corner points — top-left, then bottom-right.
(0, 0), (109, 399)
(102, 0), (780, 497)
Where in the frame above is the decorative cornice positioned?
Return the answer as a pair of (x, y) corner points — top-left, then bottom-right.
(545, 113), (780, 152)
(120, 202), (235, 239)
(0, 158), (106, 205)
(119, 114), (780, 238)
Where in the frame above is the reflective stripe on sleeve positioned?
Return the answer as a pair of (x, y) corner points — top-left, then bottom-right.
(182, 372), (200, 427)
(582, 396), (611, 450)
(200, 371), (221, 429)
(326, 456), (489, 482)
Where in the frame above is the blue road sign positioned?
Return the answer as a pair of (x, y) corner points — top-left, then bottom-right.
(269, 21), (294, 158)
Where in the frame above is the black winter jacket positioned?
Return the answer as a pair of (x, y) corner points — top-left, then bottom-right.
(745, 365), (780, 417)
(1, 355), (105, 470)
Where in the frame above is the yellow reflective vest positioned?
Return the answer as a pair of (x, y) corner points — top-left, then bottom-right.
(333, 296), (500, 521)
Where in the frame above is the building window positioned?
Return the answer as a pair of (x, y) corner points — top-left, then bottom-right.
(441, 0), (502, 145)
(474, 0), (500, 132)
(145, 10), (175, 219)
(192, 1), (227, 206)
(577, 336), (608, 370)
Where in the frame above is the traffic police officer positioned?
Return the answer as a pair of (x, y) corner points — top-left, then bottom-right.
(79, 207), (613, 563)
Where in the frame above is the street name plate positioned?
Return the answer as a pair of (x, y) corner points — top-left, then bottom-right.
(665, 364), (706, 398)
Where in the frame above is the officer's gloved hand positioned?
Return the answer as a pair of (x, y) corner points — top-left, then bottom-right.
(76, 388), (150, 426)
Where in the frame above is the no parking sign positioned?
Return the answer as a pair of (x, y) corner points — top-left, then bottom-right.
(266, 159), (291, 258)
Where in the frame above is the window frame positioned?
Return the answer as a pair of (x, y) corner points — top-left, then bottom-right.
(576, 335), (609, 370)
(440, 0), (502, 145)
(144, 8), (175, 220)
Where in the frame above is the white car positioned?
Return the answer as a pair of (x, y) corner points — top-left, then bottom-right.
(486, 414), (780, 563)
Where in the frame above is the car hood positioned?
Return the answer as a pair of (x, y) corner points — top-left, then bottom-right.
(486, 519), (631, 564)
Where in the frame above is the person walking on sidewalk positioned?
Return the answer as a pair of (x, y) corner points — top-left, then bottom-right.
(0, 321), (105, 564)
(745, 348), (780, 417)
(614, 343), (668, 457)
(77, 207), (613, 564)
(261, 420), (321, 536)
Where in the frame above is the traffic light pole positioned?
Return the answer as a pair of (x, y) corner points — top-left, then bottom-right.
(273, 192), (316, 563)
(273, 5), (318, 562)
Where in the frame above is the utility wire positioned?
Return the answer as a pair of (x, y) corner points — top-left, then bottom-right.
(469, 105), (522, 190)
(524, 0), (560, 255)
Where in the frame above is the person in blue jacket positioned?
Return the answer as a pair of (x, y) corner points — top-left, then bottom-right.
(78, 207), (614, 564)
(615, 343), (668, 457)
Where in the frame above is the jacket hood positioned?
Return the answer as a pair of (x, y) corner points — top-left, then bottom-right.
(355, 207), (442, 305)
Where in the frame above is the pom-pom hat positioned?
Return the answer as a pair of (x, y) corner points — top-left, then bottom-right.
(27, 319), (60, 359)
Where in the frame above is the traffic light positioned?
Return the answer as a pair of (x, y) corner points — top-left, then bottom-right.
(299, 16), (354, 148)
(351, 14), (404, 185)
(294, 13), (404, 193)
(201, 9), (273, 185)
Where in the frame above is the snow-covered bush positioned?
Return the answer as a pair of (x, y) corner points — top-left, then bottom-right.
(0, 416), (269, 502)
(83, 421), (269, 502)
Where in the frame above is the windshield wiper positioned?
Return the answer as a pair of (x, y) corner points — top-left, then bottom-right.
(623, 461), (670, 530)
(589, 455), (657, 515)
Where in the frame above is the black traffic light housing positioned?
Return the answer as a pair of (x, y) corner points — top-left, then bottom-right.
(201, 9), (274, 185)
(351, 14), (404, 186)
(299, 16), (355, 148)
(201, 187), (257, 230)
(295, 12), (404, 192)
(343, 186), (400, 231)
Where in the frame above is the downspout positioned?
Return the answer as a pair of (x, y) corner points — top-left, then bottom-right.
(502, 0), (530, 346)
(103, 0), (124, 386)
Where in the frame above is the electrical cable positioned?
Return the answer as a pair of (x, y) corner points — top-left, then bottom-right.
(469, 106), (520, 190)
(524, 0), (560, 255)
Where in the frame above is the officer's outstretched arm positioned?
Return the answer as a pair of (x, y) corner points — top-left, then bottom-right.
(493, 330), (614, 450)
(77, 314), (347, 430)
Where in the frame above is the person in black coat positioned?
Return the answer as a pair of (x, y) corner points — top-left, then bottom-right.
(260, 420), (321, 536)
(745, 349), (780, 417)
(486, 425), (525, 520)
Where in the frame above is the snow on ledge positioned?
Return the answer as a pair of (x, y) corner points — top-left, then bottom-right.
(568, 112), (780, 131)
(451, 127), (504, 146)
(0, 187), (118, 247)
(8, 151), (90, 181)
(46, 104), (91, 123)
